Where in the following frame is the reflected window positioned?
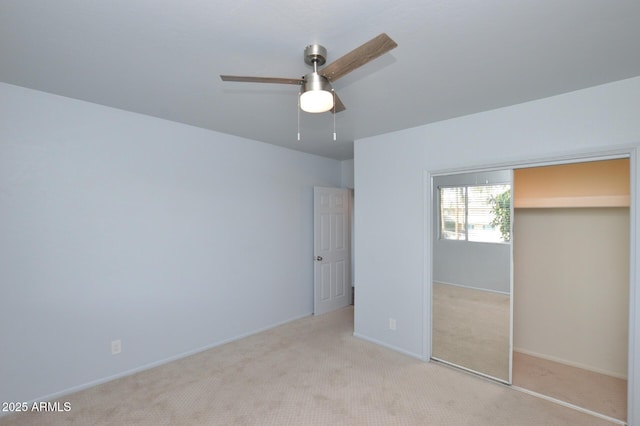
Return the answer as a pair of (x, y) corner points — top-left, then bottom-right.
(439, 184), (511, 242)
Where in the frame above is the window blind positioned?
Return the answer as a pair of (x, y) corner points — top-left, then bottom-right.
(439, 184), (511, 243)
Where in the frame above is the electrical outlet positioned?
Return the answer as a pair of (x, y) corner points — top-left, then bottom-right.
(389, 318), (397, 331)
(111, 339), (122, 355)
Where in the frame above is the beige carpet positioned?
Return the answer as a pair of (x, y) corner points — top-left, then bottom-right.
(1, 307), (617, 426)
(432, 282), (510, 381)
(513, 351), (627, 422)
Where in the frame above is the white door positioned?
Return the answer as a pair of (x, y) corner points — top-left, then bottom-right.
(314, 187), (351, 315)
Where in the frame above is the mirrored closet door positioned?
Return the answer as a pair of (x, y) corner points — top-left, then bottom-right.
(431, 170), (513, 383)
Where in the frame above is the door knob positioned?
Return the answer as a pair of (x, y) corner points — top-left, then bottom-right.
(315, 256), (323, 261)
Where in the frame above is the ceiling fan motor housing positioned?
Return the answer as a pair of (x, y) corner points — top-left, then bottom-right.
(302, 72), (331, 91)
(300, 72), (333, 113)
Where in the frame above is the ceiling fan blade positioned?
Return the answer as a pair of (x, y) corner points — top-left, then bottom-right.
(331, 93), (346, 113)
(319, 33), (397, 82)
(220, 75), (304, 85)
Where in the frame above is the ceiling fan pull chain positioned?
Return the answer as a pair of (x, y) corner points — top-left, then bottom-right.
(297, 88), (301, 141)
(333, 90), (337, 141)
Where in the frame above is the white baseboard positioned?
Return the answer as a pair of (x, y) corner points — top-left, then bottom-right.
(5, 312), (313, 413)
(513, 347), (627, 380)
(433, 281), (510, 295)
(353, 332), (425, 361)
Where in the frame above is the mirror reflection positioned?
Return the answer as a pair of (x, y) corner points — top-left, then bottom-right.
(431, 171), (512, 382)
(432, 283), (510, 380)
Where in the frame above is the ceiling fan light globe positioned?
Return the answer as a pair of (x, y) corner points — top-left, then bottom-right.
(300, 72), (334, 113)
(300, 90), (334, 113)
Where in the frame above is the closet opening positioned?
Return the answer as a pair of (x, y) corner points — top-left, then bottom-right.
(512, 158), (630, 423)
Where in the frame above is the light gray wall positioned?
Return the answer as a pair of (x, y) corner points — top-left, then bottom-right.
(353, 76), (640, 418)
(340, 159), (355, 287)
(0, 83), (342, 403)
(341, 159), (354, 188)
(513, 207), (629, 378)
(433, 241), (510, 293)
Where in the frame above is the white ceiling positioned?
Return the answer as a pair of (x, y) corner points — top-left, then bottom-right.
(1, 1), (639, 160)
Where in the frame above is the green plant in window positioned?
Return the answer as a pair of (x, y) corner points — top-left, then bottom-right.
(490, 189), (511, 241)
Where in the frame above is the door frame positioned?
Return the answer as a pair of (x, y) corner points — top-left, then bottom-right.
(424, 146), (637, 424)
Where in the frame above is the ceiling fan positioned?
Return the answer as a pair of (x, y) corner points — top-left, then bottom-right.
(220, 33), (397, 114)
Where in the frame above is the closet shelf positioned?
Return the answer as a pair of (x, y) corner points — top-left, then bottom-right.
(515, 195), (629, 208)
